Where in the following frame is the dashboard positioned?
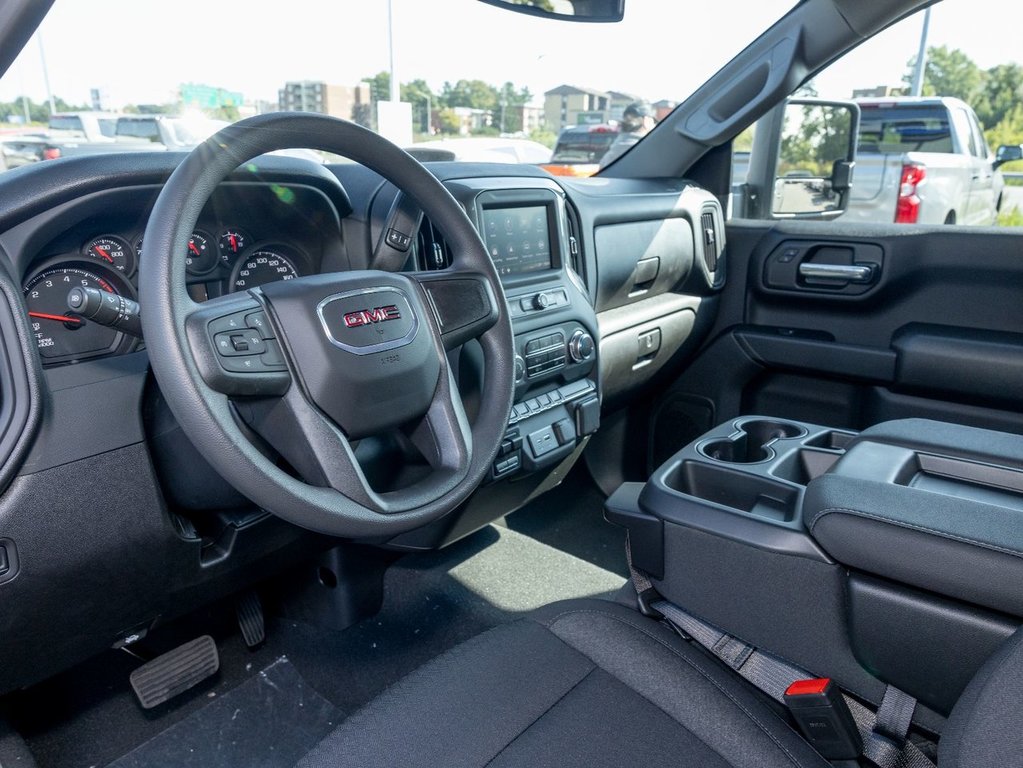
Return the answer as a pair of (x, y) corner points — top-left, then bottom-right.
(0, 150), (723, 693)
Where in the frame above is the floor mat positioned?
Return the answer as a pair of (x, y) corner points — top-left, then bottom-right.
(504, 464), (628, 577)
(271, 525), (627, 714)
(106, 657), (338, 768)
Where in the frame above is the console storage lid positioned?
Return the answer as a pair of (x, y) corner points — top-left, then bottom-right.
(803, 418), (1023, 616)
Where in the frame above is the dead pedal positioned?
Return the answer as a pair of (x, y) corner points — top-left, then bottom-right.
(236, 590), (266, 648)
(129, 635), (219, 709)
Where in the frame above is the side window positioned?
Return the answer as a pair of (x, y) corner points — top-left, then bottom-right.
(968, 111), (990, 158)
(730, 1), (1020, 228)
(951, 108), (977, 155)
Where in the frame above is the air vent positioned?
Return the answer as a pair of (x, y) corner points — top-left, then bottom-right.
(700, 209), (720, 273)
(564, 203), (582, 275)
(416, 217), (452, 270)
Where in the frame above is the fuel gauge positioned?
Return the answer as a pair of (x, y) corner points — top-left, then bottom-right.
(185, 230), (216, 275)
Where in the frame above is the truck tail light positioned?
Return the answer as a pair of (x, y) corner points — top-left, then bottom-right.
(895, 163), (925, 223)
(42, 147), (61, 161)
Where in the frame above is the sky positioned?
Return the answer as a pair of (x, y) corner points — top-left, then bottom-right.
(0, 1), (1018, 112)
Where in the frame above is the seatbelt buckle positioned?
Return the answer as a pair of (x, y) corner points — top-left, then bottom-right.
(783, 678), (862, 761)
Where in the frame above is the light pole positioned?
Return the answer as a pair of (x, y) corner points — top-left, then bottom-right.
(387, 0), (399, 103)
(36, 32), (56, 116)
(910, 7), (931, 97)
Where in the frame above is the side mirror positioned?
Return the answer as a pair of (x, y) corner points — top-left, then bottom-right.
(740, 98), (860, 220)
(477, 0), (624, 22)
(994, 144), (1023, 170)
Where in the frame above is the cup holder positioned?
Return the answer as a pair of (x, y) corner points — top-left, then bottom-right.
(697, 419), (805, 464)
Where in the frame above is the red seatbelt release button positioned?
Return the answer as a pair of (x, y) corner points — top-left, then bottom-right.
(783, 678), (862, 761)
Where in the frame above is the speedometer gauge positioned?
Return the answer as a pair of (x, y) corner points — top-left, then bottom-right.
(229, 249), (300, 292)
(24, 267), (132, 363)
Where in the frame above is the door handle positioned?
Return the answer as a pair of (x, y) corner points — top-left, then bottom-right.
(798, 263), (874, 283)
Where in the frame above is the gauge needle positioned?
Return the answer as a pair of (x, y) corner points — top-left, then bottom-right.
(229, 234), (238, 252)
(189, 242), (202, 256)
(29, 311), (82, 324)
(93, 247), (114, 263)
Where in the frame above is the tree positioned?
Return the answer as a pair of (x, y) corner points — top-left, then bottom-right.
(976, 63), (1023, 130)
(401, 79), (435, 133)
(439, 79), (499, 112)
(363, 71), (391, 104)
(495, 81), (532, 133)
(904, 45), (984, 104)
(0, 95), (90, 124)
(436, 107), (462, 135)
(985, 103), (1023, 153)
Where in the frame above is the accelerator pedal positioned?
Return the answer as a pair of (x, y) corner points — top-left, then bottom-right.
(129, 635), (220, 709)
(236, 590), (266, 648)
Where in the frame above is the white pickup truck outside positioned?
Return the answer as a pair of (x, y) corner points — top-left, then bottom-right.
(845, 97), (1004, 226)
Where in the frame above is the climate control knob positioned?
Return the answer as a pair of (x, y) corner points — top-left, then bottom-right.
(513, 354), (526, 383)
(568, 330), (595, 363)
(532, 292), (550, 311)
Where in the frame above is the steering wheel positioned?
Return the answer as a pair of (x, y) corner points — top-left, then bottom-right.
(138, 113), (515, 538)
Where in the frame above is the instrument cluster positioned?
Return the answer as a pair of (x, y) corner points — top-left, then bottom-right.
(24, 225), (308, 367)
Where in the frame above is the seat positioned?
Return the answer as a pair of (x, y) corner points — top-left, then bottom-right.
(297, 598), (832, 768)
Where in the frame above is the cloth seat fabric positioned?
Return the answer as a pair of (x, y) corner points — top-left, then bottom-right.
(297, 598), (832, 768)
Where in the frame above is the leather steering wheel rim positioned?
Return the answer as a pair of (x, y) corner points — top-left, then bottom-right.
(139, 113), (515, 539)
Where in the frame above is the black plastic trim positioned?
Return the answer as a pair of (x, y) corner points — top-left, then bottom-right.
(0, 251), (41, 490)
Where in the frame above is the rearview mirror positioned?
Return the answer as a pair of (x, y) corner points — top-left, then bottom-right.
(477, 0), (625, 22)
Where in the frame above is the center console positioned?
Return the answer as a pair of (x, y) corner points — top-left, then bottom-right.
(607, 415), (1023, 730)
(472, 186), (600, 482)
(387, 178), (599, 550)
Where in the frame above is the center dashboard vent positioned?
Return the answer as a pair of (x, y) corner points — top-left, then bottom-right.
(416, 216), (452, 270)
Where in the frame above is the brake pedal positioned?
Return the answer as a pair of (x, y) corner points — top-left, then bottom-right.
(236, 590), (266, 648)
(129, 635), (219, 709)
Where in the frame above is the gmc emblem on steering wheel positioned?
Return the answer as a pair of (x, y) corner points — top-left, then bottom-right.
(342, 305), (402, 328)
(316, 287), (418, 356)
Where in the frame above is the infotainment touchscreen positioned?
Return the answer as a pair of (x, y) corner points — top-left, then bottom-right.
(481, 205), (552, 276)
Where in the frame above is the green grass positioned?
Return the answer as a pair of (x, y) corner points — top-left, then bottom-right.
(996, 206), (1023, 227)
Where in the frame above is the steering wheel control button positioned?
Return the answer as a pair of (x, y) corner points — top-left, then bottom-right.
(385, 228), (412, 251)
(214, 329), (266, 357)
(245, 311), (274, 339)
(208, 312), (250, 336)
(316, 287), (417, 355)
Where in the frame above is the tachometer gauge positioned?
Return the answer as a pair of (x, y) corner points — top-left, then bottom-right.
(24, 267), (132, 363)
(84, 235), (134, 276)
(229, 248), (300, 292)
(218, 229), (248, 264)
(185, 230), (216, 275)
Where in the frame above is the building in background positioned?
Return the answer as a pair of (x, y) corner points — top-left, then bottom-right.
(504, 104), (545, 135)
(653, 99), (679, 122)
(608, 91), (644, 122)
(544, 85), (611, 131)
(278, 81), (372, 125)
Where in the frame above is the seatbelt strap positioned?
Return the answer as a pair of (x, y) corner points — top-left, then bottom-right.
(645, 593), (936, 768)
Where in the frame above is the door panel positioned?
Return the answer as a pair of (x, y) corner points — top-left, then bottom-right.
(649, 219), (1023, 469)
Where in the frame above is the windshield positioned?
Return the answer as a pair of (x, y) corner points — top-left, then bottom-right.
(0, 0), (792, 170)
